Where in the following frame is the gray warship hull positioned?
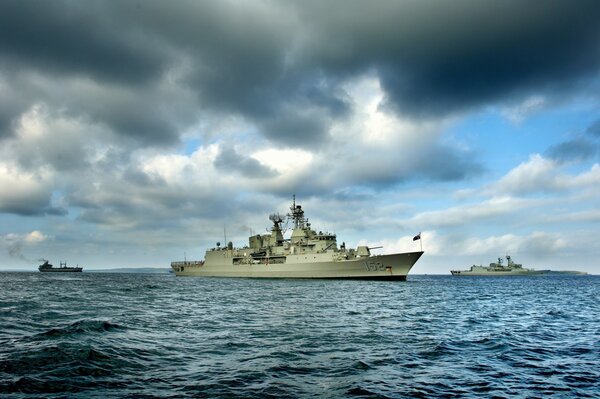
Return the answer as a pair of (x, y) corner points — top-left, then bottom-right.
(172, 251), (423, 279)
(451, 268), (587, 276)
(451, 255), (587, 276)
(450, 269), (545, 276)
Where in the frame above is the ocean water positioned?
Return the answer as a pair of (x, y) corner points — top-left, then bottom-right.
(0, 273), (598, 398)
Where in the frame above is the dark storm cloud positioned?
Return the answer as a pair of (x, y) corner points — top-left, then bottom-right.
(135, 0), (599, 143)
(546, 137), (598, 163)
(0, 98), (25, 139)
(259, 111), (330, 147)
(546, 120), (600, 163)
(0, 1), (184, 147)
(2, 0), (599, 162)
(345, 144), (484, 190)
(586, 119), (600, 138)
(110, 0), (345, 147)
(0, 195), (66, 217)
(0, 1), (167, 85)
(214, 145), (277, 178)
(93, 101), (181, 146)
(71, 179), (237, 230)
(419, 145), (485, 182)
(294, 0), (600, 117)
(123, 167), (166, 187)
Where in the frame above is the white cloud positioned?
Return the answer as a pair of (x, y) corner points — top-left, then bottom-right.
(0, 162), (54, 214)
(493, 154), (563, 194)
(140, 145), (219, 186)
(377, 230), (440, 255)
(571, 163), (600, 187)
(136, 143), (315, 197)
(542, 208), (600, 223)
(460, 233), (519, 255)
(501, 95), (546, 124)
(488, 155), (600, 196)
(525, 231), (568, 254)
(251, 148), (313, 175)
(335, 73), (443, 148)
(24, 230), (48, 244)
(428, 231), (567, 258)
(2, 231), (47, 244)
(410, 196), (532, 228)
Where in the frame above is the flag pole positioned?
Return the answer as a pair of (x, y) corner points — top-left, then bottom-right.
(413, 232), (423, 252)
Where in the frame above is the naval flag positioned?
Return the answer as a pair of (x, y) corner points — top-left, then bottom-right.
(413, 232), (421, 241)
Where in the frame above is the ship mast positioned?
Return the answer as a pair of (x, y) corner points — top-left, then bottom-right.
(289, 195), (307, 229)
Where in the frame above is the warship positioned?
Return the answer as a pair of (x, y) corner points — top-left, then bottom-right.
(451, 255), (587, 276)
(171, 197), (423, 279)
(38, 260), (83, 273)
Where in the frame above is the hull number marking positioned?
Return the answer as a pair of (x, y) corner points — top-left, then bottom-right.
(364, 261), (385, 271)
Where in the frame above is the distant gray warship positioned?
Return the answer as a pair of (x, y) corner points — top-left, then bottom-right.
(451, 255), (587, 276)
(171, 197), (423, 279)
(38, 260), (83, 273)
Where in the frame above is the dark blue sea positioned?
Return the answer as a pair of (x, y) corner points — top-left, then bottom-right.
(1, 273), (599, 398)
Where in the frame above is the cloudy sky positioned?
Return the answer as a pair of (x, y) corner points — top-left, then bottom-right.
(1, 0), (599, 273)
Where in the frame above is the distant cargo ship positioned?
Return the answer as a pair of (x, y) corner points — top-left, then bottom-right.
(38, 260), (83, 273)
(451, 255), (587, 276)
(171, 197), (423, 279)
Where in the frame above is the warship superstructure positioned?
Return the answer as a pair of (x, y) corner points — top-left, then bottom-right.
(38, 260), (83, 273)
(171, 197), (423, 279)
(451, 255), (587, 276)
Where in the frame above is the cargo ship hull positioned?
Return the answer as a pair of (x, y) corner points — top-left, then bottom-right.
(39, 268), (83, 273)
(38, 260), (82, 273)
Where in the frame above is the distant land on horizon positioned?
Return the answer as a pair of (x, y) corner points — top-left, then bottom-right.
(85, 268), (172, 274)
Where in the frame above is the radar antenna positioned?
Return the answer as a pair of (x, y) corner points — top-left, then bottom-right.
(269, 213), (283, 223)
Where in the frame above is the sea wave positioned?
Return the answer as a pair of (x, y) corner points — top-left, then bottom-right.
(0, 273), (598, 398)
